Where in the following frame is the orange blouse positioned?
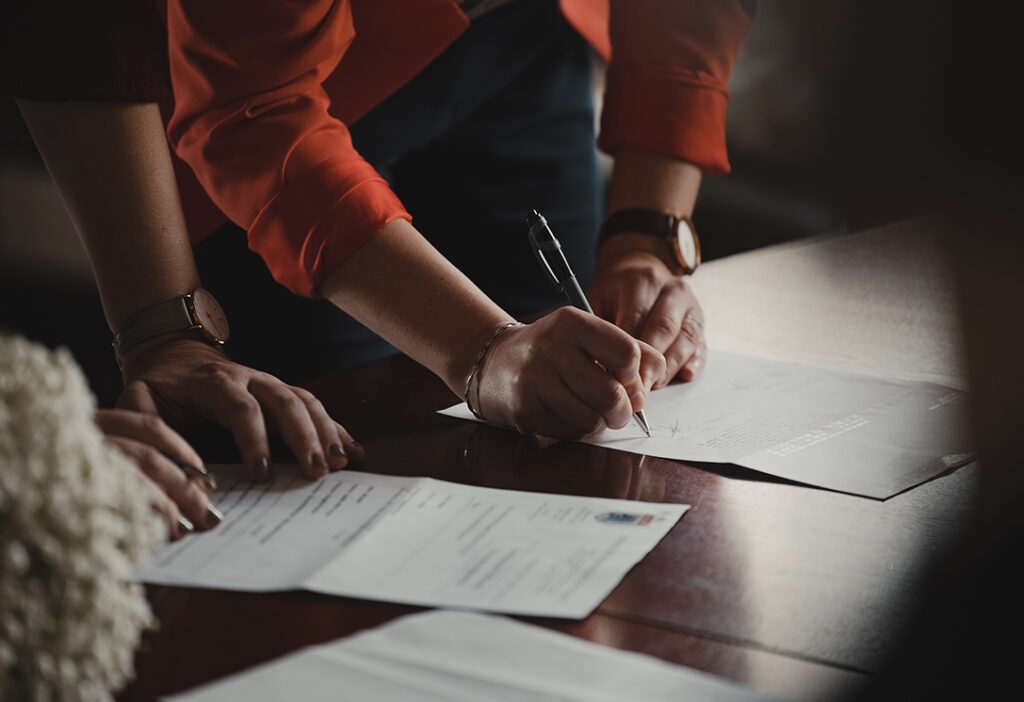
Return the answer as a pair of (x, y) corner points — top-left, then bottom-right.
(164, 0), (754, 298)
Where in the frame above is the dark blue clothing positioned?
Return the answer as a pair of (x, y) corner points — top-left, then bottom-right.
(195, 0), (601, 383)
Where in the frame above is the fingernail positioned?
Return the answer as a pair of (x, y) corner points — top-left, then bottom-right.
(177, 516), (195, 535)
(205, 505), (223, 528)
(329, 442), (346, 457)
(251, 456), (271, 482)
(312, 452), (327, 470)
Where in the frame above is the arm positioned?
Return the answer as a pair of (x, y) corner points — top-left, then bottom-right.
(168, 0), (664, 439)
(589, 0), (755, 386)
(16, 99), (362, 492)
(320, 220), (664, 438)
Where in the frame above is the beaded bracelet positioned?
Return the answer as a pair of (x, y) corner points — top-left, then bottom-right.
(464, 321), (522, 421)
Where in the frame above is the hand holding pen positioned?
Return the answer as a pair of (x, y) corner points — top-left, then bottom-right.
(527, 210), (655, 436)
(468, 305), (664, 440)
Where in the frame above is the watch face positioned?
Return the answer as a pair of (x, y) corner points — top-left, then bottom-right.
(673, 218), (701, 273)
(191, 289), (230, 342)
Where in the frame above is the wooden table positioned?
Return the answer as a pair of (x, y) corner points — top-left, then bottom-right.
(119, 220), (974, 702)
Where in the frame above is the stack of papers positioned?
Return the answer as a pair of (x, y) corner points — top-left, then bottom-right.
(136, 468), (687, 619)
(165, 610), (787, 701)
(442, 350), (972, 499)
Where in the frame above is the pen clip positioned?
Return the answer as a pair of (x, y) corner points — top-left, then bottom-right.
(527, 210), (566, 292)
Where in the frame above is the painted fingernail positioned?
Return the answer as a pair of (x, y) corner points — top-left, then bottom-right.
(251, 456), (271, 482)
(177, 516), (195, 535)
(329, 442), (346, 457)
(312, 453), (328, 474)
(205, 505), (224, 528)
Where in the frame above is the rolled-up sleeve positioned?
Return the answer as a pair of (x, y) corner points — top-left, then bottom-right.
(598, 0), (755, 176)
(166, 0), (410, 298)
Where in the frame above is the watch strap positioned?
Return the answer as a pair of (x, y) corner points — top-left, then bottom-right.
(112, 297), (198, 364)
(599, 208), (699, 275)
(599, 208), (678, 245)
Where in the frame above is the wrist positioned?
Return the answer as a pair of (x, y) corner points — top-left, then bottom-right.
(462, 321), (523, 420)
(119, 332), (226, 377)
(596, 233), (679, 276)
(444, 318), (520, 398)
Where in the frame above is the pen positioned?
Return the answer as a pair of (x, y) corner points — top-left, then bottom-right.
(526, 209), (651, 437)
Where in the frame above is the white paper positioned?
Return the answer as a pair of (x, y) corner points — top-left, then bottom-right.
(440, 350), (972, 499)
(136, 468), (688, 619)
(165, 610), (788, 702)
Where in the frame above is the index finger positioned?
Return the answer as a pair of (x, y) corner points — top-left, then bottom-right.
(95, 407), (205, 476)
(566, 309), (643, 386)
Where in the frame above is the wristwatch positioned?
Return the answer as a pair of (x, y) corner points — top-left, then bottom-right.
(112, 288), (230, 365)
(598, 208), (701, 275)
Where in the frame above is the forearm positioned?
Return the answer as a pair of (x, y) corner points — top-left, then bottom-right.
(600, 148), (703, 270)
(319, 219), (512, 396)
(16, 100), (199, 330)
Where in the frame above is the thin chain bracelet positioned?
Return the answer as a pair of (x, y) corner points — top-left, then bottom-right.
(464, 321), (522, 421)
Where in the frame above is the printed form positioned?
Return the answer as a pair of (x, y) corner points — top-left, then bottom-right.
(441, 350), (972, 499)
(136, 468), (688, 619)
(166, 610), (786, 702)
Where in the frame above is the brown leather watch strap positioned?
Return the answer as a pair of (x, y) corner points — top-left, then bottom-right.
(599, 208), (677, 245)
(598, 208), (700, 275)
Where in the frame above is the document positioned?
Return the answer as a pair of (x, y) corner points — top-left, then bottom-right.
(441, 350), (972, 499)
(136, 468), (688, 619)
(165, 610), (787, 702)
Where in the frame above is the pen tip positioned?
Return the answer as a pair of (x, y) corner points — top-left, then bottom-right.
(634, 411), (651, 437)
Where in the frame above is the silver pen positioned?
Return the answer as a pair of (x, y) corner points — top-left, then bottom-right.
(526, 209), (651, 437)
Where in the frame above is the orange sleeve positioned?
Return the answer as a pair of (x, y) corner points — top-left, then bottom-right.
(165, 0), (411, 298)
(598, 0), (755, 176)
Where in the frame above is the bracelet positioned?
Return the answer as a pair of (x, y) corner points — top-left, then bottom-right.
(464, 321), (521, 421)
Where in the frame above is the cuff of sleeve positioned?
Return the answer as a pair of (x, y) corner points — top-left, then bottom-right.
(599, 65), (732, 176)
(247, 158), (411, 299)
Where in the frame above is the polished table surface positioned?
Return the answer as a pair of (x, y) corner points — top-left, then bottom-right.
(119, 219), (973, 702)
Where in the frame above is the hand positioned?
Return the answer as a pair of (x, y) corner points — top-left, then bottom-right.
(473, 307), (666, 439)
(588, 249), (706, 389)
(117, 337), (364, 483)
(95, 408), (219, 540)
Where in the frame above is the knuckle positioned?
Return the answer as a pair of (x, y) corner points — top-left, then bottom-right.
(634, 265), (662, 287)
(276, 392), (305, 413)
(224, 392), (261, 416)
(558, 306), (589, 326)
(647, 315), (679, 340)
(208, 367), (239, 388)
(292, 387), (318, 404)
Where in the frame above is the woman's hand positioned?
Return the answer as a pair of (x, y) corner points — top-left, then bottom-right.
(118, 337), (364, 483)
(588, 249), (706, 389)
(95, 408), (220, 540)
(472, 307), (666, 439)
